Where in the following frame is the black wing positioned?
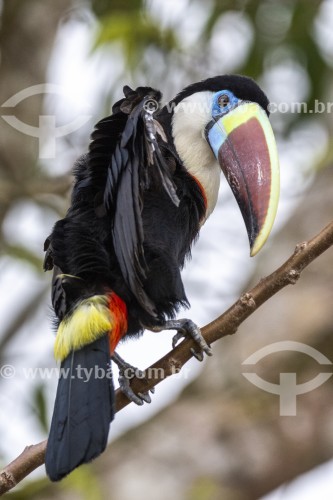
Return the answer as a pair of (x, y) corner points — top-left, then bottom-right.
(90, 86), (179, 317)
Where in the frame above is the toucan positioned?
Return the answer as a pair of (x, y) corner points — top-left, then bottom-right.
(44, 75), (279, 481)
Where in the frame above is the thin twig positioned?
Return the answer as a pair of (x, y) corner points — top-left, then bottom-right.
(1, 219), (333, 495)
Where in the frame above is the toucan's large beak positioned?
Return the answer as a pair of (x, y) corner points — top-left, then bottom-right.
(206, 102), (280, 256)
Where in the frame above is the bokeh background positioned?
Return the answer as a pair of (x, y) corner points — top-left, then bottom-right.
(1, 0), (333, 498)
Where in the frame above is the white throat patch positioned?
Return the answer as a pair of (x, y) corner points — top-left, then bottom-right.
(171, 91), (221, 219)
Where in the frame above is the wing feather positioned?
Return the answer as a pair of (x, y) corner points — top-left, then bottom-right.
(92, 87), (180, 316)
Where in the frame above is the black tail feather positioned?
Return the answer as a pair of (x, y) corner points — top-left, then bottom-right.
(45, 336), (114, 481)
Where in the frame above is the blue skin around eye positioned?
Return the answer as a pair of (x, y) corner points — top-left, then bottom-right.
(208, 90), (239, 158)
(211, 90), (239, 119)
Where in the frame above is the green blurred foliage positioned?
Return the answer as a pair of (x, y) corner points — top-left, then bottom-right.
(93, 11), (179, 68)
(91, 0), (144, 17)
(4, 244), (43, 272)
(6, 465), (103, 500)
(239, 0), (328, 118)
(90, 0), (332, 130)
(32, 384), (49, 434)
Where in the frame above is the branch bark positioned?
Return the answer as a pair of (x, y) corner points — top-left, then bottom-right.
(1, 219), (333, 495)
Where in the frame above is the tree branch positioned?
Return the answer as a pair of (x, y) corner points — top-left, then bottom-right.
(0, 441), (47, 494)
(1, 219), (333, 495)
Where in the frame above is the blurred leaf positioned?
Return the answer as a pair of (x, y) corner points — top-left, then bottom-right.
(186, 476), (220, 500)
(5, 477), (50, 500)
(5, 465), (102, 500)
(60, 465), (103, 500)
(4, 244), (43, 272)
(93, 12), (179, 68)
(286, 0), (327, 104)
(33, 384), (48, 434)
(91, 0), (144, 18)
(0, 283), (48, 357)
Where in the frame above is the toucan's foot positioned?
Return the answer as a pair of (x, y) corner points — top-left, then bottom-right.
(111, 352), (154, 406)
(152, 319), (212, 361)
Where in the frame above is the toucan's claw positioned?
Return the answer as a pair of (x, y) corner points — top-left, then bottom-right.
(190, 347), (204, 362)
(111, 352), (152, 406)
(151, 319), (212, 360)
(137, 391), (152, 404)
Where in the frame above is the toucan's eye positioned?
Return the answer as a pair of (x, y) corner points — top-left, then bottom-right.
(212, 90), (238, 118)
(218, 94), (230, 108)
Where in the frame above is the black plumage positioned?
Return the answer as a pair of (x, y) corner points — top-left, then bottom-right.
(44, 75), (274, 481)
(171, 74), (269, 111)
(46, 85), (205, 336)
(45, 85), (206, 480)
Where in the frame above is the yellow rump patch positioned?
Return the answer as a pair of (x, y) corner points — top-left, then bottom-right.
(54, 296), (112, 362)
